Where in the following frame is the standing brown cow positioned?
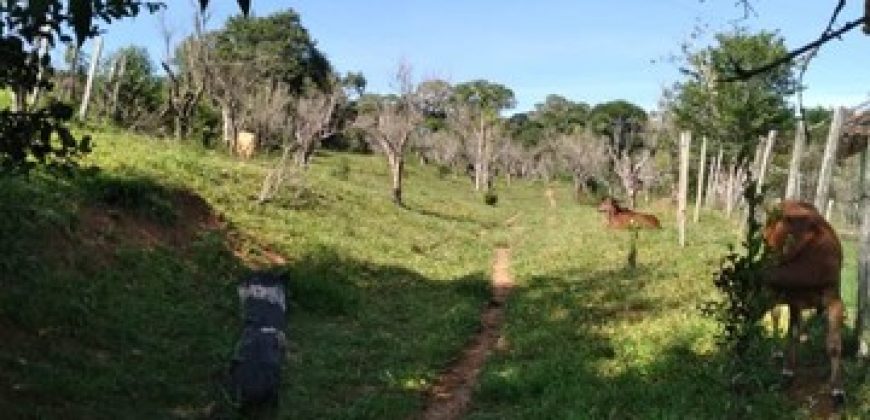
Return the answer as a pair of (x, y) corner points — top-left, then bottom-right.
(763, 200), (845, 404)
(597, 197), (661, 229)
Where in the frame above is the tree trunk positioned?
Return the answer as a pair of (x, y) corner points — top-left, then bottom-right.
(857, 148), (870, 357)
(390, 155), (404, 205)
(815, 107), (845, 210)
(68, 46), (80, 102)
(694, 136), (707, 223)
(294, 146), (314, 169)
(221, 103), (238, 153)
(79, 36), (103, 120)
(573, 174), (585, 201)
(678, 131), (691, 247)
(474, 127), (485, 191)
(785, 121), (806, 200)
(174, 114), (184, 140)
(110, 54), (127, 121)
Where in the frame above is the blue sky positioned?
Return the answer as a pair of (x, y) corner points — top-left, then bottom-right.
(89, 0), (870, 113)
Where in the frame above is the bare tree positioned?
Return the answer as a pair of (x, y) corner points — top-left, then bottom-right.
(449, 81), (515, 191)
(417, 129), (466, 170)
(609, 143), (652, 208)
(529, 137), (559, 183)
(157, 7), (208, 140)
(492, 134), (526, 186)
(355, 63), (424, 205)
(556, 131), (609, 199)
(292, 87), (343, 167)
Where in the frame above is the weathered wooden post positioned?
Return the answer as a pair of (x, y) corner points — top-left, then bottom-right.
(79, 36), (104, 120)
(757, 130), (777, 193)
(726, 161), (736, 217)
(826, 199), (835, 221)
(858, 148), (870, 358)
(815, 107), (846, 210)
(694, 136), (708, 223)
(785, 121), (806, 200)
(707, 147), (723, 207)
(705, 160), (715, 207)
(678, 131), (691, 246)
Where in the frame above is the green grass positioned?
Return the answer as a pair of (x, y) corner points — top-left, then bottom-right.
(0, 131), (868, 418)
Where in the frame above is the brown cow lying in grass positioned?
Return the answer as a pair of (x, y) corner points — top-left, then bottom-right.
(763, 200), (845, 404)
(597, 197), (661, 229)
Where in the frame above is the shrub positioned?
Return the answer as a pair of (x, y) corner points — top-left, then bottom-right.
(484, 190), (498, 206)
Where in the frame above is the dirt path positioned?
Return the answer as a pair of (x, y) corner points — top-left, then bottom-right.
(419, 248), (514, 420)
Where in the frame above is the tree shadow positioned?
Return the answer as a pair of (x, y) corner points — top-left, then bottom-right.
(272, 248), (493, 419)
(467, 266), (808, 419)
(404, 204), (493, 227)
(0, 171), (499, 420)
(0, 171), (255, 419)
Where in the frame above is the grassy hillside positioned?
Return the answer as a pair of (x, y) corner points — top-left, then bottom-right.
(0, 130), (866, 418)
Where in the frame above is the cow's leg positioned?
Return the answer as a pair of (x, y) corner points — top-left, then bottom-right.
(782, 303), (801, 381)
(825, 296), (845, 405)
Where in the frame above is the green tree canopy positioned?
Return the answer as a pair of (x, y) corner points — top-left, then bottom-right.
(213, 10), (332, 94)
(588, 99), (648, 154)
(452, 80), (515, 117)
(666, 29), (796, 162)
(531, 94), (590, 135)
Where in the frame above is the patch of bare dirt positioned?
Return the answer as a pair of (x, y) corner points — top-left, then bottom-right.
(419, 247), (514, 420)
(45, 189), (223, 269)
(45, 188), (286, 270)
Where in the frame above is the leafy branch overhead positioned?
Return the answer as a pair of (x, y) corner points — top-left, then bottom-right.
(720, 0), (870, 81)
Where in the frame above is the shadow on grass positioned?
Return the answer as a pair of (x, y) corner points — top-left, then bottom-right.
(0, 170), (498, 420)
(467, 266), (808, 419)
(0, 171), (251, 419)
(405, 204), (492, 227)
(276, 248), (493, 419)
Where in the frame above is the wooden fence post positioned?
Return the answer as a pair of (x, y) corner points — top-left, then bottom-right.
(785, 121), (806, 200)
(707, 147), (723, 208)
(726, 161), (736, 217)
(678, 131), (691, 246)
(857, 148), (870, 358)
(814, 107), (846, 210)
(694, 136), (707, 223)
(705, 160), (715, 208)
(757, 130), (777, 194)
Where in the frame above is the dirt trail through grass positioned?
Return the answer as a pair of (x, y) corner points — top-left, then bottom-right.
(419, 247), (514, 420)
